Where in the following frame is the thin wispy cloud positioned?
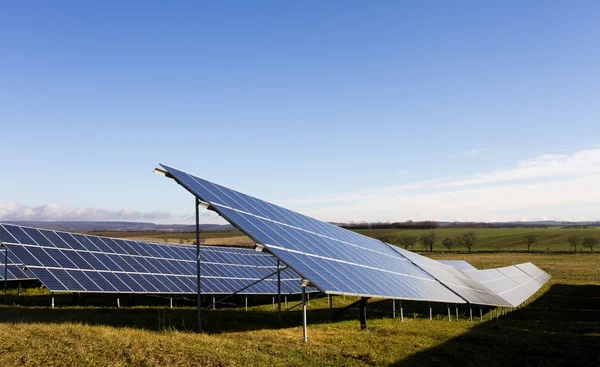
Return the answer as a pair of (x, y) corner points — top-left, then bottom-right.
(285, 148), (600, 223)
(0, 203), (218, 224)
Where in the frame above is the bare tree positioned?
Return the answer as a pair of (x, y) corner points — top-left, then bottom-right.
(458, 232), (477, 253)
(525, 235), (536, 252)
(376, 234), (396, 244)
(567, 236), (581, 252)
(582, 236), (598, 252)
(441, 237), (455, 251)
(398, 235), (418, 250)
(420, 232), (437, 252)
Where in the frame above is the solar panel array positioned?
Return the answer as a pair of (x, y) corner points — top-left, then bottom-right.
(463, 268), (532, 307)
(392, 247), (512, 307)
(159, 165), (468, 303)
(0, 223), (308, 295)
(516, 262), (551, 284)
(159, 164), (551, 307)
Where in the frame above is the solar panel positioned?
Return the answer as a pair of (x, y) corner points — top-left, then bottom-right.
(515, 262), (551, 284)
(0, 223), (310, 295)
(391, 247), (512, 307)
(496, 265), (543, 294)
(159, 165), (465, 303)
(438, 260), (478, 272)
(464, 268), (532, 307)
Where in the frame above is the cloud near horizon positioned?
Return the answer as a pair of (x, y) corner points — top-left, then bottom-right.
(284, 148), (600, 223)
(2, 148), (599, 224)
(0, 202), (218, 224)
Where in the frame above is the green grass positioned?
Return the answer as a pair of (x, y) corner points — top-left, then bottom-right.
(1, 253), (599, 366)
(357, 227), (600, 252)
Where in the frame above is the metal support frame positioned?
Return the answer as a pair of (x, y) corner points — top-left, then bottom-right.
(202, 268), (286, 310)
(429, 302), (432, 320)
(479, 307), (483, 321)
(456, 306), (459, 321)
(302, 281), (308, 342)
(195, 197), (202, 333)
(392, 299), (396, 318)
(447, 304), (451, 322)
(1, 243), (7, 305)
(469, 305), (473, 322)
(359, 297), (368, 330)
(277, 259), (281, 324)
(400, 300), (404, 322)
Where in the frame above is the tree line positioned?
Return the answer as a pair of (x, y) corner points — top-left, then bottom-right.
(376, 232), (599, 253)
(376, 231), (479, 253)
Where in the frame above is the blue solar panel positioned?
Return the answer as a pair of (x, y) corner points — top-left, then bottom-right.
(2, 223), (311, 295)
(2, 224), (36, 245)
(159, 165), (548, 305)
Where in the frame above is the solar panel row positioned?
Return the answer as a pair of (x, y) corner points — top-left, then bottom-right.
(159, 164), (551, 308)
(0, 223), (308, 295)
(160, 164), (466, 303)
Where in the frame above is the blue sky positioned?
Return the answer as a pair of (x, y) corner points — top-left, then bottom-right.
(1, 1), (599, 224)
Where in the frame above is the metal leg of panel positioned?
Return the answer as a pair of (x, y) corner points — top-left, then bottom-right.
(51, 293), (55, 308)
(302, 284), (308, 342)
(456, 306), (459, 321)
(429, 302), (432, 320)
(469, 305), (473, 322)
(117, 297), (120, 308)
(285, 296), (288, 310)
(359, 298), (368, 330)
(447, 304), (451, 322)
(245, 297), (248, 311)
(307, 292), (310, 307)
(400, 300), (404, 322)
(392, 299), (396, 318)
(479, 307), (483, 321)
(195, 197), (202, 333)
(212, 297), (215, 310)
(170, 298), (173, 309)
(277, 260), (281, 324)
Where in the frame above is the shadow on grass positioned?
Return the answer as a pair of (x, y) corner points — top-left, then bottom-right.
(394, 284), (600, 367)
(0, 292), (402, 333)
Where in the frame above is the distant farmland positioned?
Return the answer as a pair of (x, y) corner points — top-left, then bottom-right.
(108, 227), (599, 252)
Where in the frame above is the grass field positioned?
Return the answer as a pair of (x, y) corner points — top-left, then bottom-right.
(356, 227), (600, 252)
(103, 227), (600, 253)
(1, 253), (599, 366)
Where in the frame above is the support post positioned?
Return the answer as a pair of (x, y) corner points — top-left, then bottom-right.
(302, 282), (308, 342)
(212, 297), (215, 310)
(429, 302), (432, 320)
(400, 300), (404, 322)
(245, 296), (248, 311)
(359, 297), (367, 330)
(456, 306), (459, 321)
(51, 293), (55, 308)
(307, 292), (310, 307)
(469, 305), (473, 322)
(480, 307), (483, 321)
(2, 245), (7, 305)
(285, 296), (287, 310)
(117, 296), (120, 308)
(392, 299), (396, 318)
(170, 297), (173, 309)
(447, 304), (451, 322)
(195, 197), (202, 333)
(272, 297), (275, 311)
(277, 259), (281, 324)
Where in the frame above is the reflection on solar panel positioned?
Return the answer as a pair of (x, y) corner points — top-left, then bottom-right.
(0, 223), (308, 294)
(438, 260), (478, 272)
(391, 248), (512, 307)
(464, 268), (532, 307)
(159, 165), (465, 303)
(516, 262), (551, 284)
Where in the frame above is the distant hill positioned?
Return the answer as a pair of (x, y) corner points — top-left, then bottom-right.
(0, 221), (235, 233)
